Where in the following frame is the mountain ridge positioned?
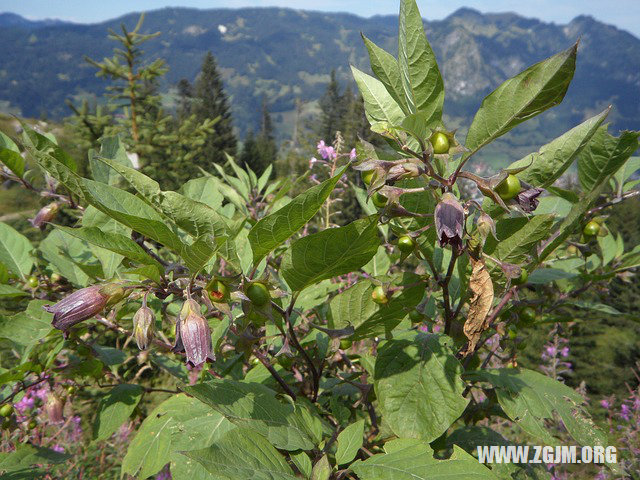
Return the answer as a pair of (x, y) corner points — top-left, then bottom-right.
(0, 6), (638, 154)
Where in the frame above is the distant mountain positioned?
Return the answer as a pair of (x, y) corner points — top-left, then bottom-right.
(0, 7), (638, 155)
(0, 12), (70, 29)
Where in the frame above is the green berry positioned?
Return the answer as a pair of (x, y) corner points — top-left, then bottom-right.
(583, 221), (600, 237)
(340, 339), (353, 350)
(26, 276), (38, 289)
(512, 269), (528, 286)
(246, 282), (270, 307)
(408, 309), (424, 323)
(371, 192), (388, 208)
(0, 404), (13, 417)
(495, 174), (521, 201)
(519, 307), (537, 326)
(207, 280), (229, 303)
(430, 132), (450, 154)
(397, 235), (415, 254)
(371, 286), (389, 305)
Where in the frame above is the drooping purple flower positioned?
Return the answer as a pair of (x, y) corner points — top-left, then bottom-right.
(172, 299), (214, 367)
(44, 393), (64, 424)
(434, 193), (465, 251)
(44, 283), (126, 331)
(29, 202), (59, 230)
(515, 188), (544, 213)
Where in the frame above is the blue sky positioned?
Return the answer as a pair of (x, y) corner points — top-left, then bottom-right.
(2, 0), (639, 37)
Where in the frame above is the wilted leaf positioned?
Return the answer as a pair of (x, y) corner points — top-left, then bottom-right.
(461, 258), (494, 356)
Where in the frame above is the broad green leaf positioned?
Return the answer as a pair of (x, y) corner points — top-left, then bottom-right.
(351, 444), (496, 480)
(486, 215), (554, 266)
(598, 231), (618, 267)
(352, 66), (405, 126)
(0, 300), (53, 346)
(509, 108), (610, 187)
(248, 167), (347, 264)
(0, 444), (69, 473)
(577, 126), (640, 191)
(89, 136), (133, 185)
(0, 148), (25, 178)
(465, 368), (607, 446)
(362, 34), (408, 113)
(39, 229), (91, 286)
(465, 43), (577, 154)
(56, 226), (161, 270)
(121, 414), (172, 479)
(0, 131), (19, 153)
(0, 284), (29, 298)
(290, 451), (312, 479)
(95, 151), (161, 202)
(21, 121), (77, 172)
(374, 333), (469, 442)
(398, 0), (444, 124)
(184, 428), (297, 480)
(0, 222), (33, 279)
(311, 455), (331, 480)
(81, 180), (183, 252)
(93, 384), (144, 442)
(527, 268), (577, 284)
(563, 300), (622, 315)
(612, 156), (640, 191)
(184, 379), (317, 451)
(181, 177), (224, 209)
(329, 281), (378, 331)
(335, 419), (365, 465)
(282, 216), (380, 292)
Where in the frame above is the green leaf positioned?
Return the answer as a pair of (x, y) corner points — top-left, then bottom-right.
(94, 150), (161, 202)
(0, 284), (29, 298)
(577, 127), (640, 191)
(311, 455), (331, 480)
(509, 108), (610, 187)
(352, 66), (405, 126)
(465, 43), (577, 154)
(183, 428), (298, 480)
(465, 368), (607, 446)
(184, 379), (317, 451)
(93, 384), (144, 442)
(121, 414), (173, 479)
(0, 222), (33, 280)
(55, 226), (161, 270)
(181, 177), (224, 209)
(39, 229), (91, 286)
(562, 300), (622, 316)
(248, 167), (347, 264)
(282, 216), (380, 292)
(398, 0), (444, 123)
(329, 282), (378, 331)
(21, 121), (77, 172)
(0, 444), (69, 473)
(374, 333), (469, 442)
(89, 136), (133, 185)
(527, 268), (577, 284)
(362, 34), (408, 113)
(335, 419), (365, 465)
(351, 444), (497, 480)
(290, 451), (313, 479)
(81, 179), (183, 252)
(486, 215), (555, 266)
(0, 147), (25, 178)
(0, 300), (53, 346)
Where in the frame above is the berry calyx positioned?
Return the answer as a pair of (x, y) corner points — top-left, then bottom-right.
(371, 286), (389, 305)
(361, 170), (375, 186)
(430, 132), (450, 154)
(246, 282), (270, 307)
(397, 235), (416, 254)
(495, 174), (521, 201)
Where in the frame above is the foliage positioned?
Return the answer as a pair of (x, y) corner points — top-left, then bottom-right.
(0, 1), (639, 479)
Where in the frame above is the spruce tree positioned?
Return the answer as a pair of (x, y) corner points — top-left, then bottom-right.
(176, 78), (193, 121)
(318, 69), (343, 142)
(193, 52), (237, 166)
(240, 100), (277, 176)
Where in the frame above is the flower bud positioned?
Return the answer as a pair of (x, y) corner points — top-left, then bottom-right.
(44, 285), (110, 331)
(172, 299), (214, 367)
(514, 187), (543, 213)
(132, 306), (155, 351)
(44, 393), (64, 424)
(29, 202), (59, 230)
(434, 193), (465, 251)
(476, 213), (497, 242)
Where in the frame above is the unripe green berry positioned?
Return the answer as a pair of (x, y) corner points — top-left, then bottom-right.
(430, 132), (450, 154)
(495, 174), (521, 201)
(371, 192), (388, 208)
(246, 282), (270, 306)
(583, 221), (600, 237)
(0, 404), (13, 417)
(397, 235), (416, 254)
(361, 170), (375, 186)
(371, 286), (389, 305)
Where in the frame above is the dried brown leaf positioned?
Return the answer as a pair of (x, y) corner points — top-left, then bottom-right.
(461, 257), (494, 357)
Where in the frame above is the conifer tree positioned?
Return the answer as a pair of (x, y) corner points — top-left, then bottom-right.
(176, 78), (193, 121)
(240, 99), (277, 176)
(192, 52), (237, 166)
(317, 69), (343, 142)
